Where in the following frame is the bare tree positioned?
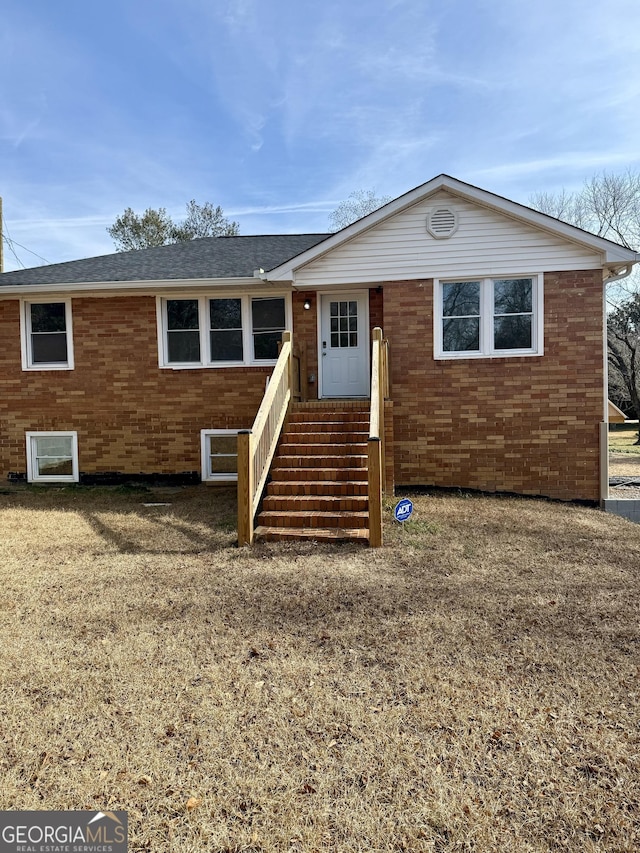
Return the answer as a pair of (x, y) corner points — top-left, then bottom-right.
(532, 170), (640, 430)
(108, 200), (239, 252)
(329, 189), (392, 232)
(608, 294), (640, 439)
(530, 169), (640, 249)
(530, 169), (640, 304)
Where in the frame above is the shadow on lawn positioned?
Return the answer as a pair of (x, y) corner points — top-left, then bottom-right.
(80, 509), (233, 555)
(1, 484), (239, 554)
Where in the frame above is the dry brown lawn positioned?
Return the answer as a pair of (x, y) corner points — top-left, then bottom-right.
(609, 424), (640, 484)
(0, 485), (639, 852)
(609, 424), (640, 457)
(610, 453), (640, 479)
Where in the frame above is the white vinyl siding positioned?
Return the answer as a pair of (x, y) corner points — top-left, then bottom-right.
(292, 191), (602, 286)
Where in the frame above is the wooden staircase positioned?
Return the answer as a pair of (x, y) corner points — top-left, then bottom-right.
(254, 402), (371, 543)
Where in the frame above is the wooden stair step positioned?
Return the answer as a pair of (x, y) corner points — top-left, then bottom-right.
(284, 431), (369, 443)
(268, 467), (367, 482)
(287, 421), (369, 434)
(272, 454), (367, 469)
(278, 443), (367, 456)
(288, 411), (370, 424)
(257, 510), (369, 530)
(262, 495), (368, 512)
(266, 480), (369, 496)
(254, 525), (369, 543)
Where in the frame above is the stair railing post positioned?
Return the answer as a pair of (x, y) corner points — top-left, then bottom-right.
(368, 327), (384, 547)
(372, 327), (386, 495)
(237, 429), (254, 545)
(368, 437), (383, 547)
(282, 330), (293, 399)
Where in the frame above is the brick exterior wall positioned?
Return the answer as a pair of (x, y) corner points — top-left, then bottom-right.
(0, 273), (605, 500)
(292, 291), (319, 400)
(382, 271), (605, 501)
(0, 296), (271, 479)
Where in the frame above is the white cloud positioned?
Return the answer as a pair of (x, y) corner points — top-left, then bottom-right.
(4, 0), (640, 270)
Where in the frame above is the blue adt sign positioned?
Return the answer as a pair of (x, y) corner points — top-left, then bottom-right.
(394, 498), (413, 523)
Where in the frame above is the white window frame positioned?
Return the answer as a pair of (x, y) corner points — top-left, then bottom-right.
(434, 274), (544, 359)
(200, 429), (239, 482)
(20, 298), (75, 370)
(157, 293), (291, 369)
(26, 431), (79, 483)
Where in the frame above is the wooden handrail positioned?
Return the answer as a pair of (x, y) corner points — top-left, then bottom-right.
(368, 327), (388, 547)
(237, 331), (293, 546)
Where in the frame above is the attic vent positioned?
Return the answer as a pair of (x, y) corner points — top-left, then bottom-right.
(427, 207), (458, 239)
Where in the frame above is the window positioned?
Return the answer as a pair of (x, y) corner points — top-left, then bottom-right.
(158, 294), (289, 367)
(167, 299), (200, 363)
(330, 300), (358, 348)
(26, 432), (79, 483)
(435, 275), (543, 358)
(252, 297), (286, 360)
(201, 430), (239, 482)
(210, 298), (243, 362)
(21, 300), (74, 370)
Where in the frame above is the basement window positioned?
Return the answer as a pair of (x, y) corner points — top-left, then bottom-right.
(201, 429), (239, 482)
(26, 431), (79, 483)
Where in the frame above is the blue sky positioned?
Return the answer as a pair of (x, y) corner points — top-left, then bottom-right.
(2, 0), (640, 272)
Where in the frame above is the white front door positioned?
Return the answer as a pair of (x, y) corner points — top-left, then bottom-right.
(319, 292), (370, 398)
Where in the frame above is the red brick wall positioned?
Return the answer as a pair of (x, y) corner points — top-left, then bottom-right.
(383, 271), (604, 501)
(0, 296), (271, 478)
(292, 292), (319, 400)
(1, 273), (604, 499)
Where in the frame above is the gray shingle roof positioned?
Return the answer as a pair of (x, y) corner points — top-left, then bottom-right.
(0, 234), (331, 286)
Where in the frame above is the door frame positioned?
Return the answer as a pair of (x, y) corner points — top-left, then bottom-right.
(317, 290), (370, 399)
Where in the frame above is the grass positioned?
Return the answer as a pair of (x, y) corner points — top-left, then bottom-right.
(609, 423), (640, 455)
(609, 424), (640, 480)
(1, 485), (639, 852)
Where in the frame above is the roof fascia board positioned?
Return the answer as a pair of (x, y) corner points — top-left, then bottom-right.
(265, 175), (638, 281)
(0, 276), (269, 299)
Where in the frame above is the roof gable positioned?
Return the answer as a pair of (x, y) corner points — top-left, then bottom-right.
(266, 175), (639, 283)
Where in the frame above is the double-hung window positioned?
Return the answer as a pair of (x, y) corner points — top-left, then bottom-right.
(200, 429), (239, 482)
(166, 299), (201, 363)
(159, 294), (288, 367)
(22, 300), (74, 370)
(26, 431), (79, 483)
(210, 298), (244, 362)
(251, 298), (287, 360)
(435, 275), (543, 358)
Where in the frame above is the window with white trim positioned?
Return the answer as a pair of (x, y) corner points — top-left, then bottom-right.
(158, 295), (288, 367)
(26, 431), (79, 483)
(201, 429), (239, 482)
(21, 300), (74, 370)
(434, 275), (543, 358)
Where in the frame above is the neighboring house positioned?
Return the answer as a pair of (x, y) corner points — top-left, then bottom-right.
(608, 400), (627, 424)
(0, 175), (637, 539)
